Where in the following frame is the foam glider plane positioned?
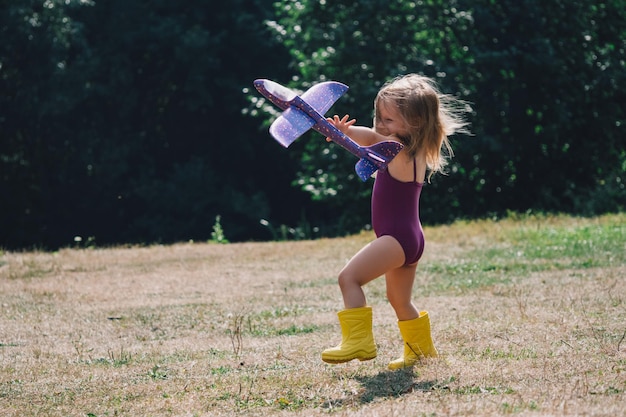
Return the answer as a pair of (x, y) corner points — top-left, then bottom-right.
(253, 79), (404, 181)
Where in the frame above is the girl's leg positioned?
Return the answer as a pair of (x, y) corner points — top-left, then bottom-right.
(386, 263), (438, 370)
(322, 236), (406, 364)
(338, 236), (405, 308)
(385, 263), (420, 320)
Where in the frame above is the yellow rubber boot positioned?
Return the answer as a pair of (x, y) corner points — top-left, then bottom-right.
(388, 311), (438, 370)
(321, 306), (377, 364)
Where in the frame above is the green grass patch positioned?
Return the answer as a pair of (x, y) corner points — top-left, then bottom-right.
(453, 385), (515, 395)
(509, 221), (625, 267)
(423, 213), (626, 293)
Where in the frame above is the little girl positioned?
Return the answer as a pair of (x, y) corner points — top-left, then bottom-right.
(321, 74), (469, 369)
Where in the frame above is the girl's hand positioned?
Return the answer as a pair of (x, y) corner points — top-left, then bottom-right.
(325, 114), (356, 142)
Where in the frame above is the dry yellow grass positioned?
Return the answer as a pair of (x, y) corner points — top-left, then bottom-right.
(1, 214), (624, 416)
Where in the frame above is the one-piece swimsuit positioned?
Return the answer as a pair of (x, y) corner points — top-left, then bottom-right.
(371, 159), (425, 266)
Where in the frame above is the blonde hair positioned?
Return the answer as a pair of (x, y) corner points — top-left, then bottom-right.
(374, 74), (470, 180)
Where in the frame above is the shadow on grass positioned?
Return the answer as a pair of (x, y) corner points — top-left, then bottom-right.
(357, 369), (441, 403)
(323, 368), (441, 409)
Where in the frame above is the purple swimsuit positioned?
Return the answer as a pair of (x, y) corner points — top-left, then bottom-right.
(371, 160), (425, 266)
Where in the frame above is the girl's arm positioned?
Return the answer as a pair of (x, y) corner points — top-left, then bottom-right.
(326, 115), (385, 146)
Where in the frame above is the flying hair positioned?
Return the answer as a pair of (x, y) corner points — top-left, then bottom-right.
(374, 74), (471, 181)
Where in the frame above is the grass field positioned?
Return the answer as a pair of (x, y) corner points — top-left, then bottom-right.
(1, 213), (625, 416)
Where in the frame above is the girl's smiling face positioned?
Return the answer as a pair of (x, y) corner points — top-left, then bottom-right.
(375, 100), (410, 139)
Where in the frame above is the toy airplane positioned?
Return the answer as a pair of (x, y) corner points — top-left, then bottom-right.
(253, 79), (404, 181)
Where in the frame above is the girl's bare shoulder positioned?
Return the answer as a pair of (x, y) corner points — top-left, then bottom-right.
(388, 152), (427, 183)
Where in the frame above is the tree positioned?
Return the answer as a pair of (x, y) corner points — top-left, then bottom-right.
(457, 0), (626, 215)
(0, 0), (92, 247)
(1, 0), (300, 249)
(266, 0), (477, 228)
(266, 0), (625, 229)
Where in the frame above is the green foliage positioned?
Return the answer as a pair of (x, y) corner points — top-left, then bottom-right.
(266, 0), (477, 226)
(210, 215), (229, 244)
(454, 0), (626, 217)
(1, 0), (624, 249)
(267, 0), (625, 225)
(1, 0), (302, 248)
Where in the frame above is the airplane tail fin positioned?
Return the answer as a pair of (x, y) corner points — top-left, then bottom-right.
(355, 158), (379, 181)
(354, 141), (405, 181)
(268, 81), (348, 147)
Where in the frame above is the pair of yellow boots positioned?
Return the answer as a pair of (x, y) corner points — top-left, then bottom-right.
(321, 306), (437, 369)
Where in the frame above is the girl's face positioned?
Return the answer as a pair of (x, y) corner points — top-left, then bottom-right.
(375, 100), (409, 139)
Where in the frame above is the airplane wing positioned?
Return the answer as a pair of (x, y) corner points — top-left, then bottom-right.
(301, 81), (349, 116)
(269, 107), (316, 148)
(268, 81), (349, 148)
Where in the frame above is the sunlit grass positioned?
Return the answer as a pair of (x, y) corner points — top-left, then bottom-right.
(0, 213), (624, 416)
(420, 212), (625, 294)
